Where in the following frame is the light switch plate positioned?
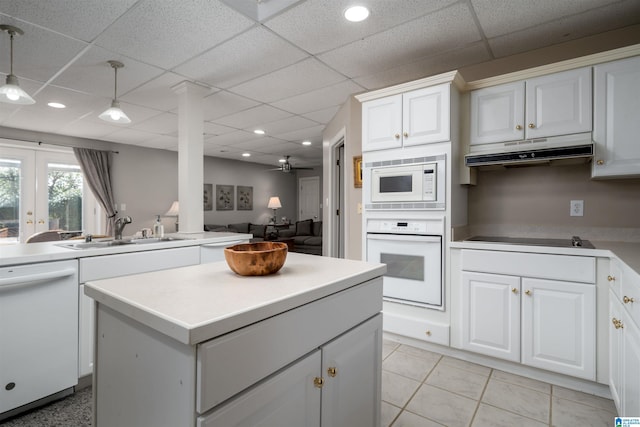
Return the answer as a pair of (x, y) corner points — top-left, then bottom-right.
(570, 200), (584, 216)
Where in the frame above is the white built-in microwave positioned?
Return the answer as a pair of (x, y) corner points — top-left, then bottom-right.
(364, 155), (446, 210)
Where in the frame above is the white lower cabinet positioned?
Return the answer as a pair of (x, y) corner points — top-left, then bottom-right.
(461, 250), (596, 380)
(199, 314), (382, 427)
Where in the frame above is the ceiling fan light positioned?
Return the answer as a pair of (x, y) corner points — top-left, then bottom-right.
(344, 5), (369, 22)
(99, 100), (131, 124)
(0, 75), (34, 104)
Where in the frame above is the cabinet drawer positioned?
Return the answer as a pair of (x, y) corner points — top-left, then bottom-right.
(461, 250), (595, 283)
(196, 278), (382, 414)
(383, 311), (449, 346)
(79, 246), (200, 282)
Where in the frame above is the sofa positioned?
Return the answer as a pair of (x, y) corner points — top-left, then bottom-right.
(204, 220), (322, 256)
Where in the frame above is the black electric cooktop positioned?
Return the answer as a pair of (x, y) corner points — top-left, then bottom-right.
(464, 235), (595, 249)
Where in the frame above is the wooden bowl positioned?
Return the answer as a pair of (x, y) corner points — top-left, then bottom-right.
(224, 241), (288, 276)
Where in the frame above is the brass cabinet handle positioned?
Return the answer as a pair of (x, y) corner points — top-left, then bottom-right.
(38, 219), (45, 224)
(403, 132), (408, 137)
(597, 159), (604, 165)
(425, 330), (432, 337)
(528, 123), (535, 129)
(608, 275), (616, 282)
(394, 133), (400, 139)
(327, 367), (337, 377)
(515, 125), (522, 130)
(313, 377), (324, 388)
(512, 288), (518, 294)
(612, 318), (624, 329)
(27, 211), (33, 216)
(525, 290), (531, 296)
(26, 219), (33, 224)
(623, 296), (635, 304)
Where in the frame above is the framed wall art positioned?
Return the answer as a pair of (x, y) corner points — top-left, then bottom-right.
(203, 183), (213, 211)
(216, 184), (234, 211)
(237, 185), (253, 210)
(353, 156), (362, 188)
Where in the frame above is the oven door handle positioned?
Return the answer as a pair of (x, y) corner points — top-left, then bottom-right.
(366, 233), (441, 243)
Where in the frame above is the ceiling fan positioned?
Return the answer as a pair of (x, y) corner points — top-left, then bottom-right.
(269, 156), (314, 173)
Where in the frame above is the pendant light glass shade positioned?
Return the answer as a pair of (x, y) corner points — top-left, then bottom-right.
(0, 25), (35, 105)
(100, 60), (130, 124)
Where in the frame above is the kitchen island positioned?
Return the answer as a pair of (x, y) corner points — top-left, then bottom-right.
(85, 253), (385, 426)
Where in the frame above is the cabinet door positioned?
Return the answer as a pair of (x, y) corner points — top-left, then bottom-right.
(470, 81), (525, 145)
(321, 314), (382, 427)
(402, 85), (450, 146)
(622, 314), (640, 417)
(198, 351), (321, 427)
(461, 272), (521, 362)
(78, 285), (94, 377)
(521, 278), (595, 380)
(525, 67), (592, 139)
(362, 94), (402, 151)
(609, 292), (624, 414)
(592, 55), (640, 178)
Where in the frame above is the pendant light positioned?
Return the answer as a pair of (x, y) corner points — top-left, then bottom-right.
(99, 60), (131, 124)
(0, 25), (35, 105)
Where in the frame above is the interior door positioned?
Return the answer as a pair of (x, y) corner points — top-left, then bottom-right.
(0, 146), (35, 243)
(298, 176), (319, 221)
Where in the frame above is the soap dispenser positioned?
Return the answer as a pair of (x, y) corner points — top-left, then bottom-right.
(153, 215), (164, 238)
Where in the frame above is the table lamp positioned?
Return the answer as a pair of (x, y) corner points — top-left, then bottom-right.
(164, 201), (179, 232)
(267, 197), (281, 224)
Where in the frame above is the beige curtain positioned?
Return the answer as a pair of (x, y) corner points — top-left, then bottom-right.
(73, 147), (117, 236)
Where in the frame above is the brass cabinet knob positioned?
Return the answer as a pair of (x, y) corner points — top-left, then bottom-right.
(511, 288), (518, 294)
(597, 159), (604, 165)
(612, 318), (624, 329)
(525, 290), (531, 296)
(608, 275), (616, 282)
(425, 330), (432, 336)
(528, 123), (535, 129)
(623, 296), (635, 304)
(38, 219), (45, 224)
(327, 367), (337, 377)
(313, 377), (324, 388)
(403, 132), (408, 138)
(394, 133), (400, 139)
(515, 125), (522, 130)
(26, 219), (33, 224)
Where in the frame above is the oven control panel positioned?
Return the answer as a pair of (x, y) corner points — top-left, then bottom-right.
(367, 219), (432, 234)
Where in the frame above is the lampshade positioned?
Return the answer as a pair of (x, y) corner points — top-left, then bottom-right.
(267, 197), (282, 209)
(0, 25), (35, 105)
(100, 60), (131, 124)
(165, 201), (179, 216)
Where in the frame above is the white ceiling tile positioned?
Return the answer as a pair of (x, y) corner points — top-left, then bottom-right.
(103, 128), (159, 144)
(265, 0), (458, 54)
(487, 1), (640, 57)
(471, 0), (621, 38)
(213, 104), (292, 129)
(250, 116), (318, 136)
(202, 91), (260, 121)
(131, 112), (177, 135)
(233, 137), (291, 152)
(319, 3), (481, 78)
(301, 106), (342, 124)
(121, 72), (198, 111)
(57, 119), (129, 140)
(272, 124), (325, 142)
(354, 42), (492, 89)
(271, 79), (365, 114)
(229, 58), (346, 103)
(204, 122), (236, 137)
(0, 0), (138, 42)
(174, 26), (308, 89)
(94, 0), (255, 69)
(204, 129), (258, 146)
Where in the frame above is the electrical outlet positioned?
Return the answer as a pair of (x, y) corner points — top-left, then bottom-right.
(570, 200), (584, 217)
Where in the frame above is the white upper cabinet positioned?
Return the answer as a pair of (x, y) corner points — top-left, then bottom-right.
(470, 67), (592, 146)
(592, 55), (640, 178)
(362, 84), (450, 151)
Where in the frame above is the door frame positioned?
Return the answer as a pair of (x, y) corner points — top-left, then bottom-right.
(327, 129), (346, 258)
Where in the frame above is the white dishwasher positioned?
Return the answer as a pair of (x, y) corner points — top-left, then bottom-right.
(0, 259), (78, 419)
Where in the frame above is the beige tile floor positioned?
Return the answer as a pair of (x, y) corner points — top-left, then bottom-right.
(382, 340), (618, 427)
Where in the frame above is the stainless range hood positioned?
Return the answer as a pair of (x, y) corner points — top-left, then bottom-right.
(465, 133), (594, 168)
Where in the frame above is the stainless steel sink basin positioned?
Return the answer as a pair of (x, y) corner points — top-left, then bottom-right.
(129, 237), (190, 244)
(57, 240), (133, 250)
(463, 235), (595, 249)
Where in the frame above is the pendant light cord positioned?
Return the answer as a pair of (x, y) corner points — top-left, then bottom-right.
(8, 30), (14, 76)
(113, 65), (118, 100)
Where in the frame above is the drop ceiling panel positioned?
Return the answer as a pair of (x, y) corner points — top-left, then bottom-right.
(302, 105), (342, 124)
(121, 72), (196, 112)
(213, 104), (292, 129)
(174, 26), (308, 89)
(271, 79), (365, 114)
(103, 128), (159, 145)
(203, 122), (237, 137)
(94, 0), (255, 69)
(272, 124), (324, 142)
(202, 91), (260, 121)
(319, 3), (481, 78)
(228, 58), (346, 103)
(233, 137), (291, 152)
(49, 45), (165, 98)
(131, 112), (177, 135)
(471, 0), (621, 38)
(250, 115), (318, 136)
(57, 119), (127, 140)
(204, 129), (258, 146)
(265, 0), (458, 55)
(128, 134), (178, 150)
(0, 0), (138, 42)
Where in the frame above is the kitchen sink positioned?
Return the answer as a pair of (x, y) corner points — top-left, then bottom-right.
(463, 235), (595, 249)
(57, 236), (192, 250)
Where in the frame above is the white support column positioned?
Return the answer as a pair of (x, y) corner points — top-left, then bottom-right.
(171, 81), (209, 233)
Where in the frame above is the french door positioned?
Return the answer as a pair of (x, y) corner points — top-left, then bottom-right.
(0, 142), (99, 243)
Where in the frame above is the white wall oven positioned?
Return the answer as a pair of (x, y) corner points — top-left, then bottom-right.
(364, 154), (445, 210)
(366, 218), (443, 308)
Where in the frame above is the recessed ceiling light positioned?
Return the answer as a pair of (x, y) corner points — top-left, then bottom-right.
(253, 129), (265, 135)
(47, 102), (66, 109)
(242, 152), (251, 157)
(302, 141), (312, 146)
(279, 158), (286, 163)
(344, 5), (369, 22)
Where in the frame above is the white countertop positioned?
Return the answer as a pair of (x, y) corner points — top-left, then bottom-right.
(450, 240), (640, 276)
(84, 253), (386, 346)
(0, 232), (251, 266)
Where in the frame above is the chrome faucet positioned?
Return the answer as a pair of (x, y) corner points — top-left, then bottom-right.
(114, 216), (132, 240)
